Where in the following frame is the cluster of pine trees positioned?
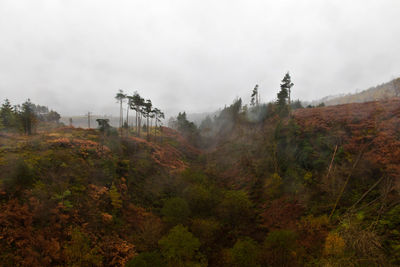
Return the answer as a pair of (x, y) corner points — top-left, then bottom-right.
(169, 72), (298, 146)
(115, 90), (165, 139)
(0, 99), (60, 135)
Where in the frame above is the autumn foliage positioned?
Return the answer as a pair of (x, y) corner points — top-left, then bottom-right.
(1, 98), (400, 266)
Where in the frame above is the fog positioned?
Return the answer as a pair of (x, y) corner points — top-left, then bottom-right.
(1, 0), (400, 117)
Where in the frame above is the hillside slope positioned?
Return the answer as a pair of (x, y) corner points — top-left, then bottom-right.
(202, 98), (400, 265)
(1, 99), (400, 266)
(316, 77), (400, 106)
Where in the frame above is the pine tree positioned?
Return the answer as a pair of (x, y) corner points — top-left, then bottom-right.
(250, 84), (259, 107)
(277, 72), (294, 116)
(115, 89), (126, 134)
(19, 99), (37, 135)
(126, 94), (133, 131)
(144, 99), (152, 139)
(131, 92), (141, 135)
(0, 99), (15, 128)
(153, 108), (164, 141)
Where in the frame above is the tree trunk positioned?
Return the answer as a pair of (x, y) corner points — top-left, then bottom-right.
(154, 117), (157, 141)
(126, 104), (129, 125)
(126, 103), (129, 136)
(147, 117), (150, 139)
(138, 113), (141, 137)
(135, 109), (138, 136)
(150, 118), (153, 140)
(120, 100), (123, 136)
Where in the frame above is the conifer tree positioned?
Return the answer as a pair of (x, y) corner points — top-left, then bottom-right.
(115, 89), (126, 134)
(131, 92), (141, 135)
(131, 93), (145, 137)
(125, 94), (134, 130)
(277, 72), (294, 116)
(0, 99), (15, 128)
(20, 99), (37, 135)
(154, 108), (164, 141)
(144, 99), (152, 139)
(251, 84), (259, 106)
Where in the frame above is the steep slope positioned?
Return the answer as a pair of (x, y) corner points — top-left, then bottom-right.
(202, 99), (400, 265)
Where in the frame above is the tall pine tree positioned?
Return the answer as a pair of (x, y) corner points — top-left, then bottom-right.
(277, 72), (294, 116)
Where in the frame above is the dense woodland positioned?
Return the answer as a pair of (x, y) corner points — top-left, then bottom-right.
(1, 73), (400, 266)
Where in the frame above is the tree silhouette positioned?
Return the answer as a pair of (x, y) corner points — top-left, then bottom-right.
(144, 99), (152, 139)
(125, 94), (134, 131)
(251, 84), (259, 107)
(131, 92), (141, 136)
(19, 99), (37, 135)
(0, 99), (15, 128)
(153, 108), (164, 140)
(137, 96), (145, 137)
(115, 89), (126, 134)
(96, 118), (111, 133)
(277, 72), (294, 116)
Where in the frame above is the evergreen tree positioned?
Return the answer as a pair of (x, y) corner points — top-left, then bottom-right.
(138, 96), (146, 137)
(126, 94), (134, 130)
(144, 99), (152, 139)
(115, 89), (126, 133)
(251, 84), (259, 107)
(282, 72), (294, 106)
(19, 99), (37, 135)
(154, 108), (164, 141)
(131, 92), (142, 135)
(277, 72), (294, 116)
(0, 99), (15, 128)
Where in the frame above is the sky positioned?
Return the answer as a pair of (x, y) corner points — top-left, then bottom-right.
(1, 0), (400, 117)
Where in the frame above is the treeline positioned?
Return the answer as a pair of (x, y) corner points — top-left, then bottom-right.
(0, 99), (60, 135)
(114, 90), (165, 139)
(169, 72), (301, 146)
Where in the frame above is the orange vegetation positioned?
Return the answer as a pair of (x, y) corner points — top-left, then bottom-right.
(294, 98), (400, 189)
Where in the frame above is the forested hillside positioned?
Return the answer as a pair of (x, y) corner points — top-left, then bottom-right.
(1, 81), (400, 266)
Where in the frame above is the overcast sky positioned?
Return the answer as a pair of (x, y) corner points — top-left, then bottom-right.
(1, 0), (400, 117)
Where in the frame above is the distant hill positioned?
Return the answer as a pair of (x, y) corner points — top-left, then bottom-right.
(313, 77), (400, 106)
